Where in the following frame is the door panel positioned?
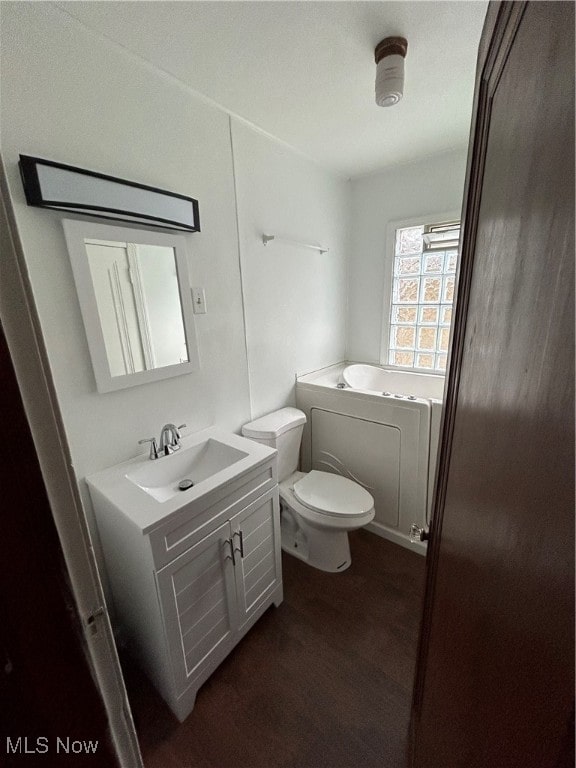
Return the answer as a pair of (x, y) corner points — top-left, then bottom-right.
(86, 241), (146, 375)
(231, 490), (281, 628)
(0, 325), (120, 767)
(156, 521), (236, 694)
(412, 4), (574, 767)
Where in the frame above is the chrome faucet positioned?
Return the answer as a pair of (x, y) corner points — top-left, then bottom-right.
(159, 423), (186, 456)
(139, 423), (186, 459)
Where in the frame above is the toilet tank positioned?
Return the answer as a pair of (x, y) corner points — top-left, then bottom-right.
(242, 407), (306, 482)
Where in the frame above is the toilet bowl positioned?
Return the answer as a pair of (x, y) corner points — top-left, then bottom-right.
(279, 470), (375, 571)
(242, 408), (375, 572)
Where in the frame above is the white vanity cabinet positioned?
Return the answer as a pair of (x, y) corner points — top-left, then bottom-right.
(87, 437), (282, 723)
(156, 519), (238, 706)
(156, 490), (281, 717)
(231, 492), (281, 630)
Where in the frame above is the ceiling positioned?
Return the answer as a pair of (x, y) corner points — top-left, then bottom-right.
(54, 1), (488, 178)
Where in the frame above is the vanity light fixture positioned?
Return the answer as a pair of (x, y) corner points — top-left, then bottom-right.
(374, 36), (408, 107)
(19, 155), (200, 232)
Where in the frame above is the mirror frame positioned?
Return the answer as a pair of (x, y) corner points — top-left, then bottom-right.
(62, 218), (200, 393)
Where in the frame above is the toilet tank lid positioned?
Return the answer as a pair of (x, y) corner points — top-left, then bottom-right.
(242, 407), (306, 439)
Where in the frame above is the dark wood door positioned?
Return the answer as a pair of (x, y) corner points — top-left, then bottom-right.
(0, 322), (119, 767)
(411, 3), (574, 767)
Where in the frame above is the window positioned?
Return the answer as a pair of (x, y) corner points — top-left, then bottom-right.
(386, 221), (460, 373)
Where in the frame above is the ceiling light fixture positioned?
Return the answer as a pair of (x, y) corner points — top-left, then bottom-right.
(374, 36), (408, 107)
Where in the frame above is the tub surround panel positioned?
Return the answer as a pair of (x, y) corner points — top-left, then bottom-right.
(297, 362), (441, 553)
(311, 410), (401, 528)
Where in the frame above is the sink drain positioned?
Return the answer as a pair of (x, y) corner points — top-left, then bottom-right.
(178, 479), (194, 491)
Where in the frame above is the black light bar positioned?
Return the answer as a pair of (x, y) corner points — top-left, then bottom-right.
(19, 155), (200, 233)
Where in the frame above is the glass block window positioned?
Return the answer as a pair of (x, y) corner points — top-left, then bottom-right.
(387, 223), (459, 373)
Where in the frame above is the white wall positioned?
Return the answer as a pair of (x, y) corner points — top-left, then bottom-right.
(347, 149), (468, 363)
(0, 3), (252, 483)
(0, 7), (466, 549)
(231, 120), (349, 419)
(0, 2), (349, 477)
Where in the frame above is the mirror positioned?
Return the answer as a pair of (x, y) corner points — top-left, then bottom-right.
(84, 239), (188, 376)
(63, 219), (199, 392)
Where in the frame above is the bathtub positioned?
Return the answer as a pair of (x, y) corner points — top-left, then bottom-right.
(342, 363), (444, 400)
(296, 362), (444, 554)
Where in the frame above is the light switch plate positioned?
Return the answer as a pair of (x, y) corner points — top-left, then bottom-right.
(192, 287), (207, 314)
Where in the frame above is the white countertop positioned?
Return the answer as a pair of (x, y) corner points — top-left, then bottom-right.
(85, 427), (277, 533)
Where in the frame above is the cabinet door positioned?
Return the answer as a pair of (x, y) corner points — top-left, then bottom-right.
(156, 520), (237, 696)
(230, 489), (281, 630)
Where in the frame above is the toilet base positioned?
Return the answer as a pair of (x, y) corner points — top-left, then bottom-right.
(280, 506), (351, 572)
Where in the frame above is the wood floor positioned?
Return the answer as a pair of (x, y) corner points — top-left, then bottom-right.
(124, 530), (426, 768)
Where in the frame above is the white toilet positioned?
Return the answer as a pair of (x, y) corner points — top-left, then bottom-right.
(242, 407), (375, 572)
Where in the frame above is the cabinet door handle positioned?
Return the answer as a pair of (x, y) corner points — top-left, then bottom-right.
(233, 530), (244, 558)
(224, 538), (236, 566)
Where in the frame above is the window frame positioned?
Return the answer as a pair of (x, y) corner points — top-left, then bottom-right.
(379, 210), (461, 375)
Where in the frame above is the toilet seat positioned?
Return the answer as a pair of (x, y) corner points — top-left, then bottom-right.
(278, 471), (375, 569)
(293, 470), (374, 518)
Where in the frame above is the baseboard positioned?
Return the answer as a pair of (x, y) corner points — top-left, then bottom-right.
(365, 521), (427, 556)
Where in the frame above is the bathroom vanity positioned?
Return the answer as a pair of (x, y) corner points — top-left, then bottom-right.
(87, 428), (282, 722)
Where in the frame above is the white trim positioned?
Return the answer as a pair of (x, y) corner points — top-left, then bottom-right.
(229, 116), (255, 421)
(110, 260), (136, 374)
(127, 243), (156, 370)
(378, 210), (461, 370)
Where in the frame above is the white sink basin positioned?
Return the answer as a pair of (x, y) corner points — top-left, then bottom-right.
(85, 427), (277, 533)
(126, 438), (248, 503)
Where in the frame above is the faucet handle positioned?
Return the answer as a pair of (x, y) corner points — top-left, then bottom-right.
(177, 423), (187, 436)
(138, 437), (159, 460)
